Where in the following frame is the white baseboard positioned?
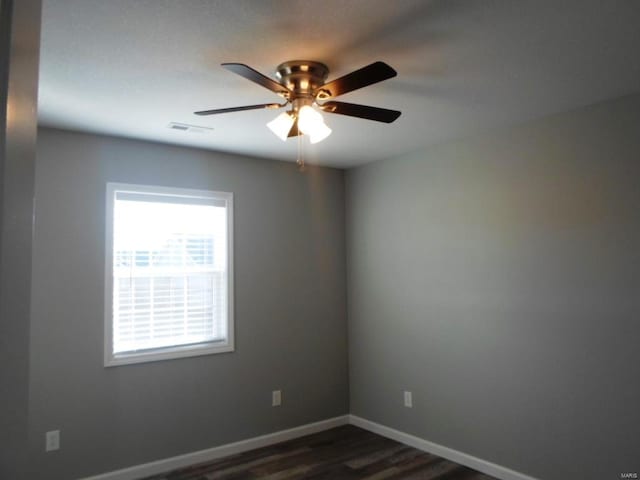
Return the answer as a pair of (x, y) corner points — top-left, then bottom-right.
(81, 414), (538, 480)
(348, 415), (539, 480)
(81, 415), (349, 480)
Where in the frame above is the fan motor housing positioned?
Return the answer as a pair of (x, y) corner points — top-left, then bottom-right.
(276, 60), (329, 98)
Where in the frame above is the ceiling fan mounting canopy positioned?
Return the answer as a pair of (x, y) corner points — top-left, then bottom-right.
(276, 60), (329, 100)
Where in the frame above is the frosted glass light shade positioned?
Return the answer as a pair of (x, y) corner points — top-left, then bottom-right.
(308, 122), (332, 144)
(267, 112), (294, 141)
(298, 105), (332, 143)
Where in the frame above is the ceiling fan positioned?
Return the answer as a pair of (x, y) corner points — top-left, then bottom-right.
(194, 60), (401, 143)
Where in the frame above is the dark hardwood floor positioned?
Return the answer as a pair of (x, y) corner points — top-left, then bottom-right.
(141, 425), (498, 480)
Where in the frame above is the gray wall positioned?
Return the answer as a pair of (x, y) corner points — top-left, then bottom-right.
(0, 1), (40, 478)
(346, 93), (640, 480)
(29, 128), (348, 479)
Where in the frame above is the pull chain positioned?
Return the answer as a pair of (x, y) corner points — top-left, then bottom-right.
(296, 132), (305, 172)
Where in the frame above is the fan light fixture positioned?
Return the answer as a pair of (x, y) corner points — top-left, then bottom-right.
(267, 106), (332, 144)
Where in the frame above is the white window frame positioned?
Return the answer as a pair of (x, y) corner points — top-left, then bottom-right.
(104, 182), (234, 367)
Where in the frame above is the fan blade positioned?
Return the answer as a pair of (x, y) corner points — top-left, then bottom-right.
(194, 103), (284, 116)
(287, 118), (301, 137)
(319, 101), (401, 123)
(222, 63), (291, 96)
(315, 61), (397, 99)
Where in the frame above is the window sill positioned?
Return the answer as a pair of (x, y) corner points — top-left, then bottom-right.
(104, 341), (234, 367)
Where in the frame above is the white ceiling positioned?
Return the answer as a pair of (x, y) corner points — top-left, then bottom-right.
(38, 0), (640, 168)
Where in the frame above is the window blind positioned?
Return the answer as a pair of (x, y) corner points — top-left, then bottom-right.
(112, 191), (228, 354)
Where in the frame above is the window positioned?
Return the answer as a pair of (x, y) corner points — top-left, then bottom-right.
(105, 183), (233, 366)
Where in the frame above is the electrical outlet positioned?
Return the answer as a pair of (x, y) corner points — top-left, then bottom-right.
(404, 391), (413, 408)
(46, 430), (60, 452)
(272, 390), (282, 407)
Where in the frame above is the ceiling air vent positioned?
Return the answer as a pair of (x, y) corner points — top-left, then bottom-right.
(167, 122), (213, 134)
